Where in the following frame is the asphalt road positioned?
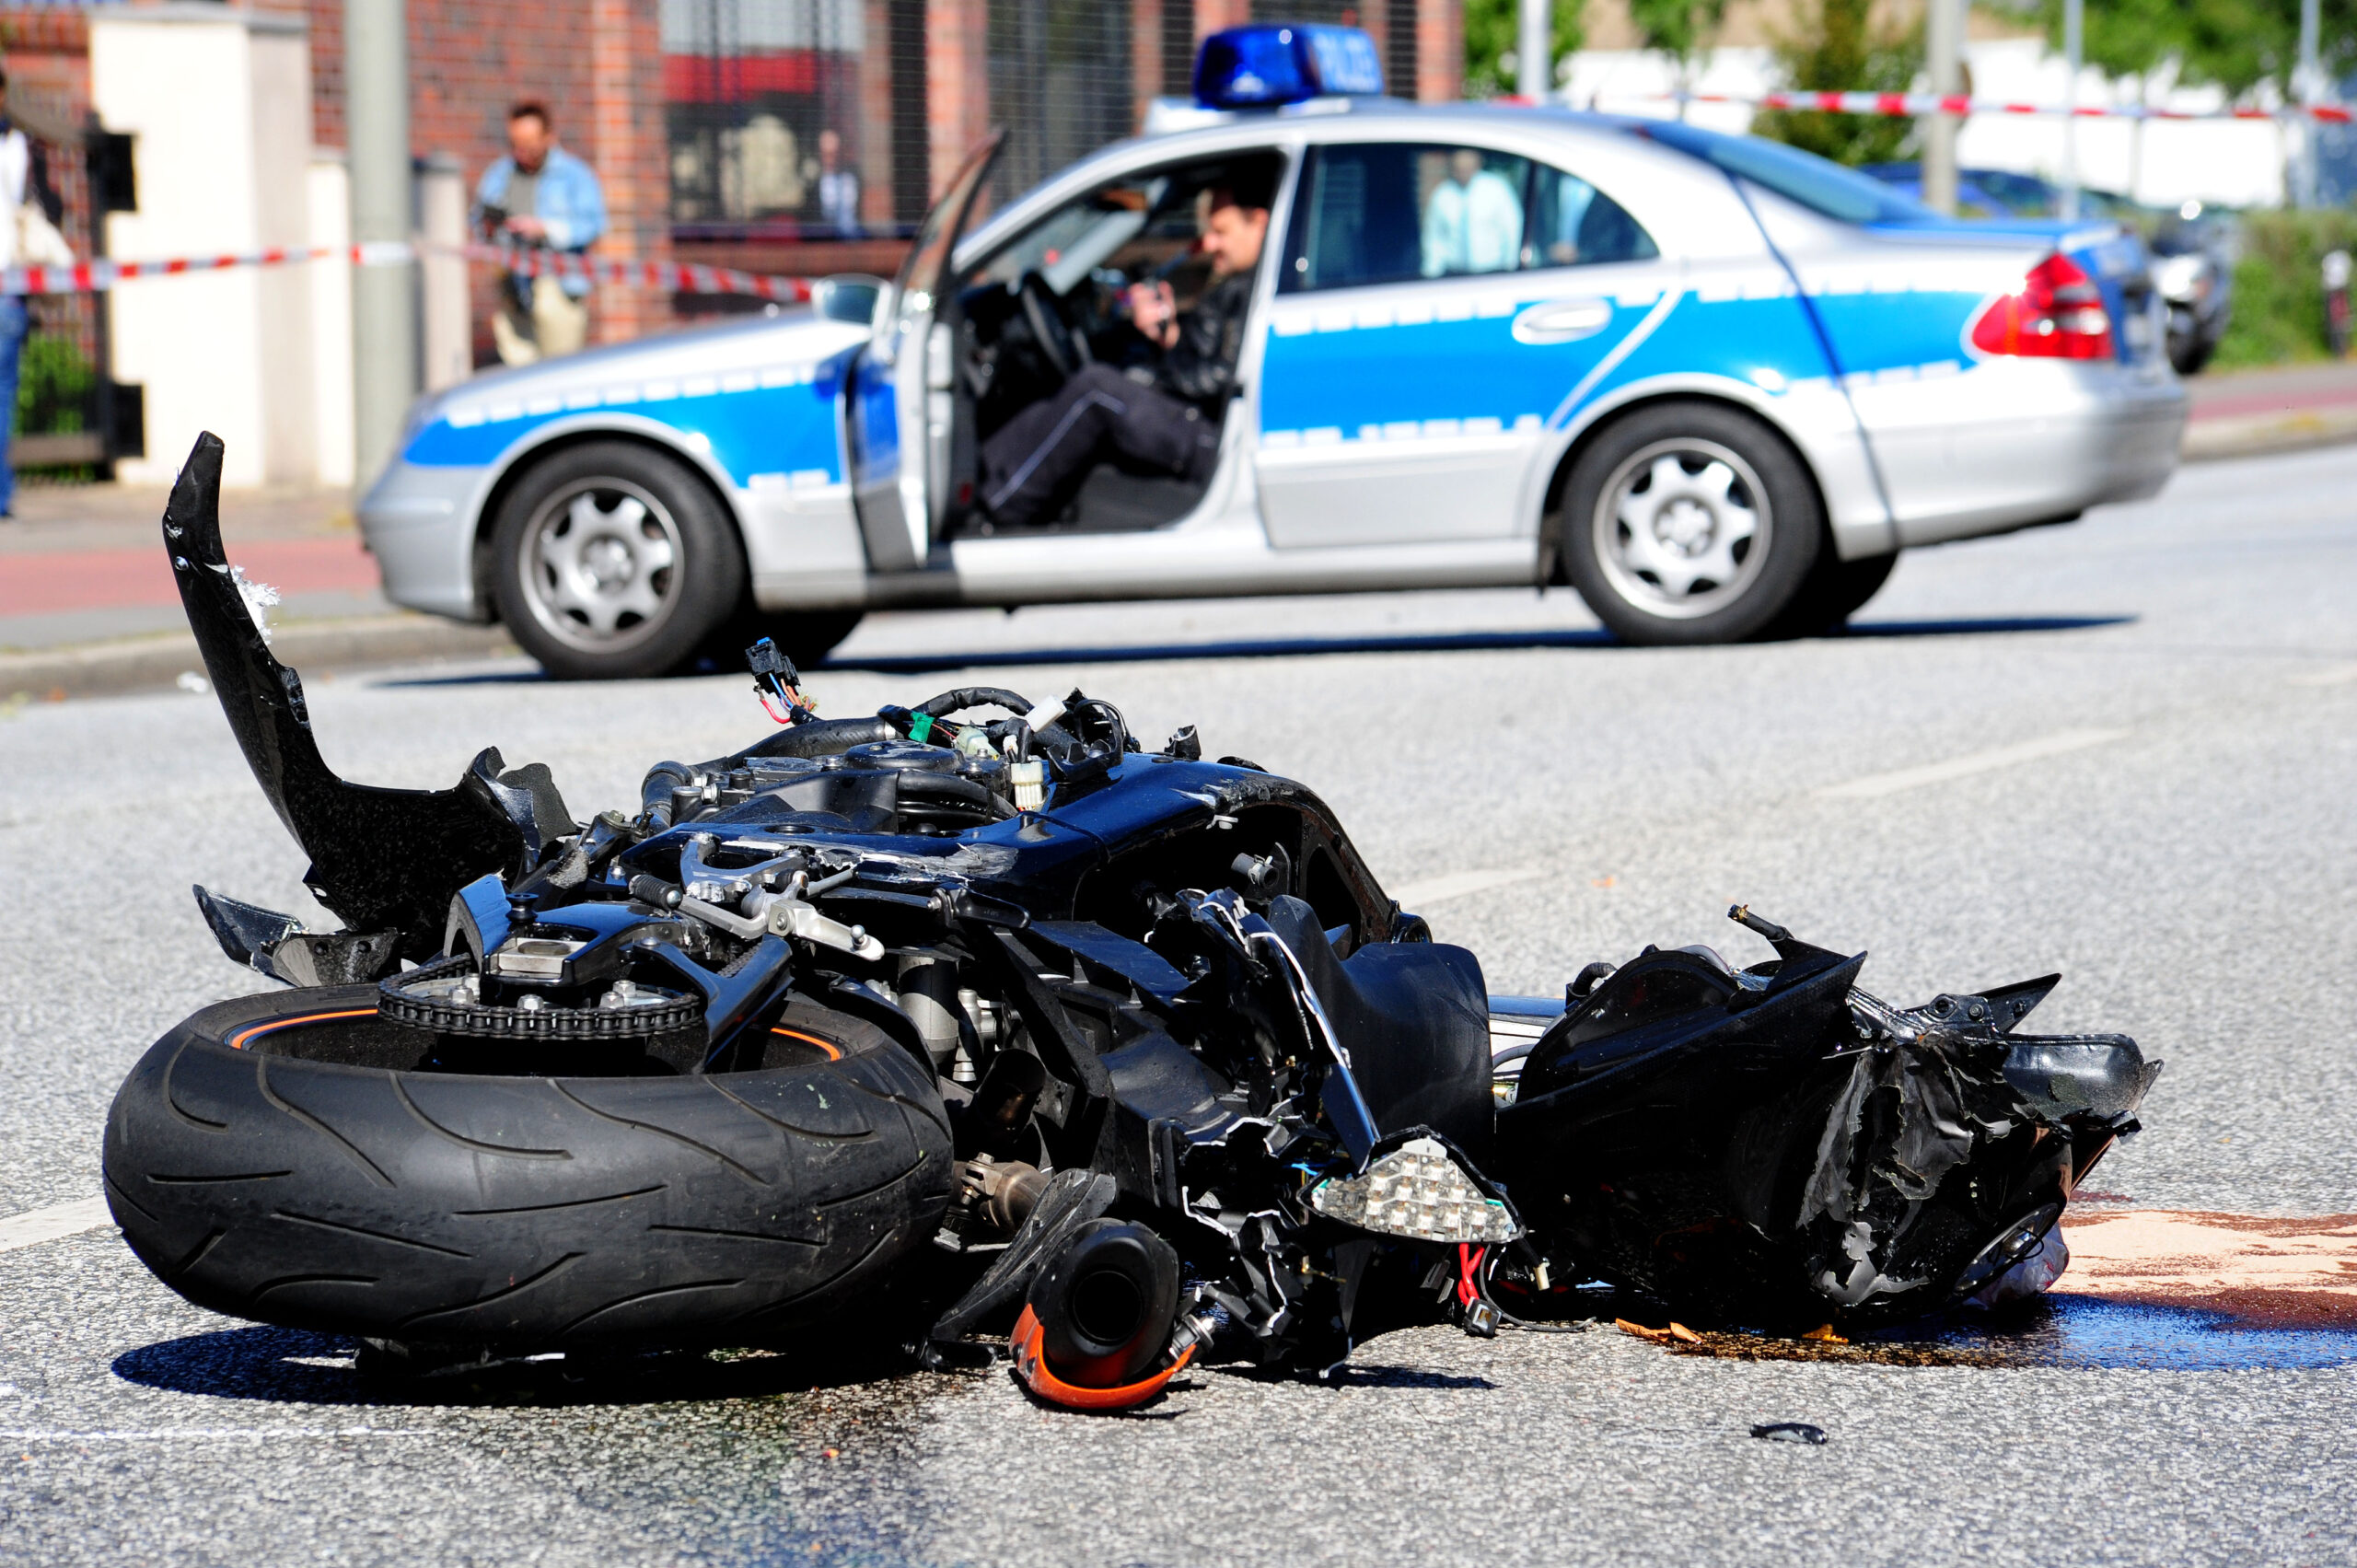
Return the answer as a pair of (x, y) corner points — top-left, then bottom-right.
(5, 443), (2355, 1566)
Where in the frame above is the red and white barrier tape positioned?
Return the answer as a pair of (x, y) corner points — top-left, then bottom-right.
(1619, 89), (2353, 124)
(0, 239), (820, 299)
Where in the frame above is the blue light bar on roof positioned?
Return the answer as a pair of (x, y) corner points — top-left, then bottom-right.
(1193, 23), (1385, 110)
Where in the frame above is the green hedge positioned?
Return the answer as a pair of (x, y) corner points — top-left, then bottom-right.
(14, 334), (95, 437)
(2213, 209), (2357, 369)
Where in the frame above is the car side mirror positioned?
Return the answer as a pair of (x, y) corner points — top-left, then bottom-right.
(813, 273), (888, 326)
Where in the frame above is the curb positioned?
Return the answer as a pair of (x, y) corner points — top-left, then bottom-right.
(2182, 406), (2357, 462)
(0, 614), (519, 701)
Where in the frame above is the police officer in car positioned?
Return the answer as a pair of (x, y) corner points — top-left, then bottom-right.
(979, 175), (1271, 529)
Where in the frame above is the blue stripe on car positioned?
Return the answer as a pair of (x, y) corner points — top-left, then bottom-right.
(1259, 285), (1990, 446)
(1260, 301), (1643, 437)
(402, 350), (855, 485)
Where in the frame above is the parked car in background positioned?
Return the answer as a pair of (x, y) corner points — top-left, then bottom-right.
(2148, 201), (2235, 375)
(1859, 162), (2028, 219)
(361, 27), (2186, 679)
(1857, 164), (2143, 224)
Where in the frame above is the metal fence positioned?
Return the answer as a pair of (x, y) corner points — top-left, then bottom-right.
(985, 0), (1135, 204)
(13, 94), (140, 477)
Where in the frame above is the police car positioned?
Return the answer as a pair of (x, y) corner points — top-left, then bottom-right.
(360, 24), (2186, 679)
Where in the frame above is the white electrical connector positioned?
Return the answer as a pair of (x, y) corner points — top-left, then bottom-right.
(1009, 760), (1046, 812)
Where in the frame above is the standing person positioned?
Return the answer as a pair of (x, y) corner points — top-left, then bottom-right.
(0, 67), (64, 520)
(1420, 148), (1521, 277)
(814, 127), (860, 238)
(474, 100), (607, 366)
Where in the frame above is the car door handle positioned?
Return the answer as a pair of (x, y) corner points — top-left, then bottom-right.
(1511, 297), (1616, 345)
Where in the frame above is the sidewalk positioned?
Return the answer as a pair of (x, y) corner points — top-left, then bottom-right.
(0, 482), (387, 649)
(0, 481), (511, 697)
(2180, 359), (2357, 460)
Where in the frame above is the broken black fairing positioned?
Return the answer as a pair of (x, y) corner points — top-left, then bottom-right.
(167, 433), (530, 958)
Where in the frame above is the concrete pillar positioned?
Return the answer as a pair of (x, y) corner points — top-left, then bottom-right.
(416, 153), (469, 392)
(92, 8), (321, 487)
(1517, 0), (1549, 100)
(344, 0), (416, 488)
(1922, 0), (1962, 215)
(308, 152), (356, 488)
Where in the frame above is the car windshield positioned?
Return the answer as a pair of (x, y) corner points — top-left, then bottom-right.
(981, 178), (1169, 294)
(1632, 121), (1933, 226)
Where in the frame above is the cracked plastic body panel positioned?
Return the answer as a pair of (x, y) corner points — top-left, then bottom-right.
(110, 435), (2163, 1401)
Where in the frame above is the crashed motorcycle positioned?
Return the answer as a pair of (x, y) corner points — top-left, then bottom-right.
(107, 436), (2161, 1404)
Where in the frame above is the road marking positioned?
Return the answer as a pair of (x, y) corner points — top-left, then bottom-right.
(0, 1429), (439, 1441)
(1390, 866), (1550, 907)
(0, 1196), (113, 1254)
(1817, 727), (2131, 801)
(2289, 661), (2357, 687)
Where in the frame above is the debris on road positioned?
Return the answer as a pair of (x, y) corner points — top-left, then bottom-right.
(1750, 1423), (1829, 1446)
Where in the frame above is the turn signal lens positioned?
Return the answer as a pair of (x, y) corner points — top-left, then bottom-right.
(1310, 1136), (1520, 1244)
(1968, 253), (2115, 361)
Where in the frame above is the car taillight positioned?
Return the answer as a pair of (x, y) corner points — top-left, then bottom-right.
(1968, 253), (2114, 360)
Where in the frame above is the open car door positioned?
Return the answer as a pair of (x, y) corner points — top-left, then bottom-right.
(848, 132), (1004, 573)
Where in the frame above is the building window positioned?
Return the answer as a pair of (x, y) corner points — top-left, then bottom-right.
(664, 0), (882, 235)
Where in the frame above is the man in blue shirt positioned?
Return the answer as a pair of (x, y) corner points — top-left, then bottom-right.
(474, 101), (608, 365)
(1420, 148), (1522, 277)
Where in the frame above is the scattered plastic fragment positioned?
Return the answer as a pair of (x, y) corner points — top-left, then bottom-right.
(176, 671), (211, 694)
(1751, 1422), (1829, 1446)
(1802, 1324), (1848, 1343)
(228, 564), (279, 644)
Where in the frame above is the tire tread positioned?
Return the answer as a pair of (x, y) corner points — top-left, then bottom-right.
(104, 989), (954, 1349)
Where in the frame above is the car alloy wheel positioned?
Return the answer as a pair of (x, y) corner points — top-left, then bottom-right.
(518, 478), (686, 655)
(1592, 437), (1772, 621)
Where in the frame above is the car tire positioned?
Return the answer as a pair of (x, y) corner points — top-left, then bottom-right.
(2168, 337), (2213, 377)
(1764, 551), (1898, 639)
(1560, 402), (1824, 645)
(491, 441), (747, 680)
(102, 986), (953, 1352)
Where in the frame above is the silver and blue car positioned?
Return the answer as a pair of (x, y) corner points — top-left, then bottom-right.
(361, 29), (2186, 679)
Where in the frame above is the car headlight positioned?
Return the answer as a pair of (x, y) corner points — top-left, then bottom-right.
(1309, 1136), (1520, 1244)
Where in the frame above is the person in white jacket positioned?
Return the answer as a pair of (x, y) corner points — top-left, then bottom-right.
(0, 67), (64, 518)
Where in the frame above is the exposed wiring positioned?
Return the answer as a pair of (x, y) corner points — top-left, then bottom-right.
(1476, 1244), (1589, 1333)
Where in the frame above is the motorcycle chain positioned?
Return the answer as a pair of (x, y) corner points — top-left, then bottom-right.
(377, 955), (703, 1040)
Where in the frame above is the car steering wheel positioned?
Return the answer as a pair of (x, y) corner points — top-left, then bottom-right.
(1017, 272), (1082, 384)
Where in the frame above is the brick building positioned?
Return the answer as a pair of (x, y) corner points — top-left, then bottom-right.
(308, 0), (1466, 355)
(1, 0), (1463, 399)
